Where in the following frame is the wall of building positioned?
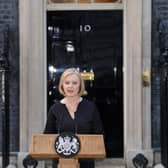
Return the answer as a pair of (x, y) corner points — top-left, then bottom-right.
(0, 0), (167, 166)
(152, 0), (168, 148)
(19, 1), (153, 167)
(0, 0), (19, 152)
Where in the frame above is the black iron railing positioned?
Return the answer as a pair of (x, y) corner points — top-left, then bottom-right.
(0, 25), (10, 168)
(158, 19), (168, 168)
(160, 52), (168, 168)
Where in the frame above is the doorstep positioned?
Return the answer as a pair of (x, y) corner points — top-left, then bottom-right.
(95, 158), (126, 168)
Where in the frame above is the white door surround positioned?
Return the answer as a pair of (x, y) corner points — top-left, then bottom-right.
(19, 1), (152, 167)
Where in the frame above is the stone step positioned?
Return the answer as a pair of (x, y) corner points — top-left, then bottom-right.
(95, 158), (126, 168)
(96, 166), (125, 168)
(44, 158), (126, 168)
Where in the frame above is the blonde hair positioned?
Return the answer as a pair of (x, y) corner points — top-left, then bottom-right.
(58, 68), (85, 96)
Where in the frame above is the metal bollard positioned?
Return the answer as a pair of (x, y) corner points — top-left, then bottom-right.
(132, 153), (148, 168)
(23, 155), (38, 168)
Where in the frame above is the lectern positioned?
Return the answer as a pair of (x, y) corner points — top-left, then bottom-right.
(29, 134), (106, 168)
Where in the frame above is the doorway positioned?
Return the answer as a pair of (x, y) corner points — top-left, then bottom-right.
(47, 10), (123, 157)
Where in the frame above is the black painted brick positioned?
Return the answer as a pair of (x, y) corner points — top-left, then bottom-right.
(0, 0), (19, 152)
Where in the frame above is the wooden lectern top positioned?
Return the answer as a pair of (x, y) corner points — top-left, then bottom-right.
(29, 134), (106, 159)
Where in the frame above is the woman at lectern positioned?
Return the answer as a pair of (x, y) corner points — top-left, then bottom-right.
(44, 68), (104, 168)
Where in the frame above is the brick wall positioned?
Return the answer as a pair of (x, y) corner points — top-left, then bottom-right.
(0, 0), (19, 151)
(152, 0), (168, 147)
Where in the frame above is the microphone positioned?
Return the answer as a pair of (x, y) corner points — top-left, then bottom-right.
(57, 111), (64, 134)
(74, 112), (78, 134)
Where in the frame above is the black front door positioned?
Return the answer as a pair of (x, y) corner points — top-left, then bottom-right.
(47, 10), (123, 157)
